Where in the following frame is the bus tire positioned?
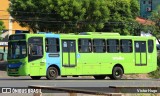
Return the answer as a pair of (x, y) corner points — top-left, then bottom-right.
(46, 67), (58, 80)
(30, 76), (41, 80)
(94, 76), (106, 80)
(111, 67), (123, 80)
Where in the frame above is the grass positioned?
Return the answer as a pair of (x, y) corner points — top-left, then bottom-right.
(148, 56), (160, 79)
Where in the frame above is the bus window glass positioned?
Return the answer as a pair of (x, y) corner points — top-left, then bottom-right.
(22, 46), (26, 55)
(141, 42), (146, 52)
(69, 41), (75, 52)
(46, 38), (59, 53)
(78, 39), (92, 53)
(120, 40), (132, 53)
(62, 41), (75, 52)
(28, 37), (43, 62)
(8, 41), (27, 59)
(31, 45), (43, 56)
(148, 40), (153, 53)
(135, 41), (146, 52)
(15, 45), (20, 55)
(135, 42), (140, 52)
(107, 39), (119, 53)
(62, 41), (69, 52)
(9, 34), (25, 40)
(93, 39), (105, 53)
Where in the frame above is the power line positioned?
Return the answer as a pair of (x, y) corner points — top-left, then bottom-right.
(0, 18), (130, 24)
(0, 10), (133, 17)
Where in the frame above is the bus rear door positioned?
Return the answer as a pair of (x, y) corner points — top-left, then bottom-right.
(62, 40), (77, 75)
(134, 41), (147, 66)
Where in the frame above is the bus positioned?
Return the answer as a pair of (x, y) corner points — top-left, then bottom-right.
(7, 32), (157, 80)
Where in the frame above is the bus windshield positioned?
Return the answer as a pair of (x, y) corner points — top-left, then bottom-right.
(8, 41), (27, 59)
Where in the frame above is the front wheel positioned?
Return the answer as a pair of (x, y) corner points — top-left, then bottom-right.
(31, 76), (41, 80)
(46, 67), (58, 80)
(110, 67), (123, 80)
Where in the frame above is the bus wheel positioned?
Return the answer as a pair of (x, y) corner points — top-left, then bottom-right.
(46, 67), (58, 80)
(31, 76), (41, 80)
(94, 76), (106, 80)
(111, 67), (123, 80)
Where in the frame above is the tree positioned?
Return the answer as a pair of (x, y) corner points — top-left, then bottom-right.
(148, 5), (160, 37)
(9, 0), (110, 33)
(0, 20), (5, 39)
(102, 0), (140, 35)
(0, 20), (5, 40)
(148, 6), (160, 78)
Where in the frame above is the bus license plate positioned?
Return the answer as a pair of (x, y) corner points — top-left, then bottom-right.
(11, 69), (16, 72)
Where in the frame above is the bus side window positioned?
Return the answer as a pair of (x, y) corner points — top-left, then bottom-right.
(93, 39), (106, 53)
(120, 39), (132, 53)
(31, 45), (43, 56)
(28, 37), (43, 62)
(46, 38), (59, 53)
(148, 40), (153, 53)
(107, 39), (119, 53)
(78, 39), (92, 53)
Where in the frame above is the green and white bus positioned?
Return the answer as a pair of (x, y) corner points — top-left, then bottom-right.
(7, 32), (157, 80)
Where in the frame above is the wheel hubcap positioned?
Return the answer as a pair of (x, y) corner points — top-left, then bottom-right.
(116, 71), (120, 77)
(50, 70), (56, 77)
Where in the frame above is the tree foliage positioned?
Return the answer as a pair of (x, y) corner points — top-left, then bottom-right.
(102, 0), (140, 35)
(137, 5), (160, 37)
(0, 20), (5, 40)
(9, 0), (139, 34)
(0, 20), (5, 32)
(148, 5), (160, 37)
(9, 0), (110, 33)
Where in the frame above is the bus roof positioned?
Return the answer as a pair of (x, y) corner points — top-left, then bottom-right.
(79, 32), (120, 36)
(11, 32), (156, 40)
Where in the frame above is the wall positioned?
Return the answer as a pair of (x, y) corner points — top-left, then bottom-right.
(140, 0), (160, 18)
(0, 0), (28, 34)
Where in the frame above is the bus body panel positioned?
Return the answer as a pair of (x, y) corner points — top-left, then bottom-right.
(7, 59), (29, 76)
(45, 34), (61, 74)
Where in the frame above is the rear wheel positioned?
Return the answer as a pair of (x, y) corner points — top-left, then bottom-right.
(110, 67), (123, 80)
(46, 67), (58, 80)
(31, 76), (41, 80)
(94, 75), (106, 80)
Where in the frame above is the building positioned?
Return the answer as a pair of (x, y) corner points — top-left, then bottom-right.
(140, 0), (160, 18)
(0, 0), (29, 61)
(0, 0), (29, 34)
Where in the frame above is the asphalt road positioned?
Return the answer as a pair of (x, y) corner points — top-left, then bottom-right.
(0, 76), (159, 94)
(0, 77), (159, 87)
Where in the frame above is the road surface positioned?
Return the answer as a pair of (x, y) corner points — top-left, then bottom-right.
(0, 77), (159, 87)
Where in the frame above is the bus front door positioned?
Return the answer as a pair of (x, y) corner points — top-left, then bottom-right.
(62, 40), (77, 68)
(134, 41), (147, 66)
